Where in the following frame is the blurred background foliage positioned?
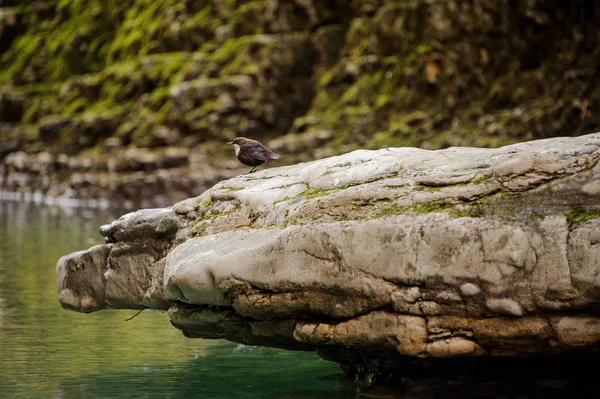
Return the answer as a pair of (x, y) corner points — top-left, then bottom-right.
(0, 0), (599, 207)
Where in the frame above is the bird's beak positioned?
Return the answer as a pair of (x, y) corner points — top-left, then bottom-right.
(227, 141), (233, 145)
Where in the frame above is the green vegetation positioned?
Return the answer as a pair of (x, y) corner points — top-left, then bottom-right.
(565, 208), (600, 229)
(1, 0), (598, 198)
(200, 202), (240, 222)
(527, 212), (547, 221)
(220, 186), (244, 192)
(195, 197), (212, 208)
(333, 162), (352, 168)
(189, 198), (241, 236)
(273, 196), (293, 205)
(447, 208), (475, 219)
(373, 205), (409, 219)
(471, 174), (491, 185)
(413, 203), (447, 214)
(302, 187), (337, 200)
(281, 215), (299, 228)
(193, 222), (207, 237)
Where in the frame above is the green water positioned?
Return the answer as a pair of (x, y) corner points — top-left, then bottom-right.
(0, 202), (358, 398)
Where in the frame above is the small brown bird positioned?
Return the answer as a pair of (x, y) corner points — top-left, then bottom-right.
(227, 137), (281, 174)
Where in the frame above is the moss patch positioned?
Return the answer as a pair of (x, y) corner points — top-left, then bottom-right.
(195, 197), (212, 208)
(565, 208), (600, 229)
(220, 185), (244, 192)
(302, 187), (337, 199)
(282, 215), (299, 228)
(273, 195), (293, 205)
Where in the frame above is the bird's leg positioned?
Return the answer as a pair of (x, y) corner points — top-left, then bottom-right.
(251, 160), (269, 173)
(244, 161), (267, 174)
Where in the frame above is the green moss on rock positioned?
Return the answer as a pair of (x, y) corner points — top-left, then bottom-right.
(565, 208), (600, 229)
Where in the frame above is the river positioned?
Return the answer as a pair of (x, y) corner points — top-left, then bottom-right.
(0, 201), (358, 398)
(2, 201), (594, 399)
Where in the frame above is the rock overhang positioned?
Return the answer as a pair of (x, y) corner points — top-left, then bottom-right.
(56, 133), (600, 377)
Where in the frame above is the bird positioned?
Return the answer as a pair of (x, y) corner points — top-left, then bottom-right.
(227, 137), (281, 174)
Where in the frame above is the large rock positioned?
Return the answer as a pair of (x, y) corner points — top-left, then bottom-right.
(56, 134), (600, 378)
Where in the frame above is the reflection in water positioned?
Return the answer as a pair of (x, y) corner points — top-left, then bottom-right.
(0, 202), (356, 398)
(58, 342), (357, 399)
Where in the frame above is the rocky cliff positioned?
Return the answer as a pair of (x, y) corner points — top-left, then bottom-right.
(2, 1), (600, 207)
(57, 134), (600, 380)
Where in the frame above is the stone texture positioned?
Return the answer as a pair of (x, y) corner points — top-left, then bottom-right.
(56, 245), (110, 313)
(56, 134), (600, 378)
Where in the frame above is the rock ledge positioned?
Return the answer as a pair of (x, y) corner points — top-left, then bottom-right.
(57, 134), (600, 379)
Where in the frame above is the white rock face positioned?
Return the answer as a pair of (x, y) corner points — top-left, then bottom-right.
(57, 133), (600, 374)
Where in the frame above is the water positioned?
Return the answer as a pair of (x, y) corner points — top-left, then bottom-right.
(0, 202), (358, 398)
(2, 202), (594, 399)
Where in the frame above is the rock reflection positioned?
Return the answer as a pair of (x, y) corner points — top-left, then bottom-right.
(56, 343), (357, 399)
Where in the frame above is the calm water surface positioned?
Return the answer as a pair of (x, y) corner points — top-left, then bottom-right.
(0, 202), (359, 398)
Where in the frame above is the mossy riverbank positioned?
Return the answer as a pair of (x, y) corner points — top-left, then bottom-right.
(1, 0), (599, 207)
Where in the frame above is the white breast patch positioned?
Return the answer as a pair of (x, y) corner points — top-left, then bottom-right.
(233, 144), (240, 156)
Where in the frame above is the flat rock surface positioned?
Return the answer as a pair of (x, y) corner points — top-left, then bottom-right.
(57, 133), (600, 376)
